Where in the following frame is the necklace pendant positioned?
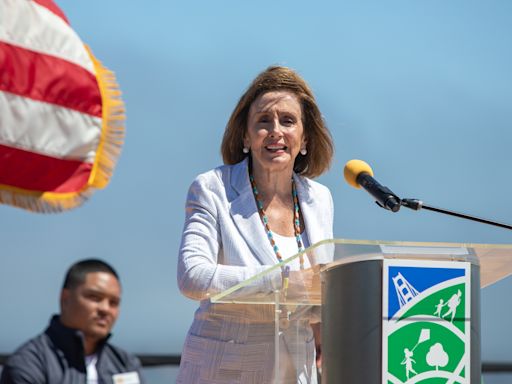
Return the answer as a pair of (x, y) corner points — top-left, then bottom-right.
(279, 310), (291, 330)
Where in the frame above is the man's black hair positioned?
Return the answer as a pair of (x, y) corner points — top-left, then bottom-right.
(62, 259), (120, 290)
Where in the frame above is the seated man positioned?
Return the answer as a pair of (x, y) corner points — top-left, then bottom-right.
(0, 259), (144, 384)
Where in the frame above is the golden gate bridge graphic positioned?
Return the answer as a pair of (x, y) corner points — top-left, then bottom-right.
(393, 272), (420, 308)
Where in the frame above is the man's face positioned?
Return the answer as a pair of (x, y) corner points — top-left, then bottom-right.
(60, 272), (121, 342)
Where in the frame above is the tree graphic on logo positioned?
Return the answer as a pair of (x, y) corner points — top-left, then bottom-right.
(426, 343), (449, 371)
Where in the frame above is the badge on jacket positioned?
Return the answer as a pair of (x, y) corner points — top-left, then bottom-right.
(113, 371), (140, 384)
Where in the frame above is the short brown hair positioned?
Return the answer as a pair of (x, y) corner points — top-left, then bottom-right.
(221, 66), (334, 178)
(62, 259), (119, 290)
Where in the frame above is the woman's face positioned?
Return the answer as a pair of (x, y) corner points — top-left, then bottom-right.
(244, 91), (306, 175)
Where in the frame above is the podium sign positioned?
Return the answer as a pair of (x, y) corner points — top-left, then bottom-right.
(383, 259), (471, 384)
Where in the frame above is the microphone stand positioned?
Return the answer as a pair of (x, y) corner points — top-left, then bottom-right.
(400, 198), (512, 231)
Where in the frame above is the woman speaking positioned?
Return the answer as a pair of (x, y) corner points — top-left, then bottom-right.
(177, 66), (334, 383)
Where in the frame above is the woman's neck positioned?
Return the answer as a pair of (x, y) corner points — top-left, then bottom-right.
(250, 164), (293, 205)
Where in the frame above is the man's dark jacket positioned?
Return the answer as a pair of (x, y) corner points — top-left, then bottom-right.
(0, 315), (144, 384)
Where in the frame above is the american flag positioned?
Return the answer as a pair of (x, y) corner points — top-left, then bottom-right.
(0, 0), (125, 212)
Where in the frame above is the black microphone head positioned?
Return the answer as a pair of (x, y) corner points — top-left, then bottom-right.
(343, 159), (374, 189)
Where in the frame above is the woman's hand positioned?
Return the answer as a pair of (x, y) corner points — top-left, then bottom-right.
(285, 264), (322, 303)
(311, 322), (322, 370)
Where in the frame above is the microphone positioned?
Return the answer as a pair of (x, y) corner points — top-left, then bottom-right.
(344, 159), (401, 212)
(343, 159), (512, 230)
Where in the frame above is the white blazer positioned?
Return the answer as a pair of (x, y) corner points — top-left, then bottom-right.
(177, 158), (334, 384)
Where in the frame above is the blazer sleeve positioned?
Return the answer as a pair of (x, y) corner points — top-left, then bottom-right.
(178, 175), (281, 301)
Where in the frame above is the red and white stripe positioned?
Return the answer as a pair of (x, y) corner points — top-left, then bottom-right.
(0, 0), (102, 193)
(0, 0), (94, 72)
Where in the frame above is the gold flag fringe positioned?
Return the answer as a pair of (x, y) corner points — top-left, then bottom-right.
(0, 46), (125, 213)
(86, 46), (126, 190)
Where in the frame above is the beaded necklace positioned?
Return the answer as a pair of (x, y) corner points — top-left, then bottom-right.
(249, 172), (305, 271)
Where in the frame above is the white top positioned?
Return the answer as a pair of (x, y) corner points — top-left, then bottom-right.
(85, 353), (98, 384)
(272, 231), (311, 270)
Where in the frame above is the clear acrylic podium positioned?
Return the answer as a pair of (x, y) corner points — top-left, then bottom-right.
(209, 239), (512, 384)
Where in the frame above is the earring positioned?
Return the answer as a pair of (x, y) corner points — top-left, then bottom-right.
(300, 148), (307, 155)
(243, 147), (250, 154)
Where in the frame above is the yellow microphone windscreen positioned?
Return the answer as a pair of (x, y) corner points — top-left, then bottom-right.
(344, 159), (374, 189)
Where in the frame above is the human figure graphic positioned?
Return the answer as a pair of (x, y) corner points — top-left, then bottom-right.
(434, 298), (445, 317)
(401, 348), (418, 380)
(443, 289), (462, 322)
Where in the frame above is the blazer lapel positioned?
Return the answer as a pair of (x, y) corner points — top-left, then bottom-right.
(229, 160), (277, 266)
(294, 174), (323, 247)
(294, 174), (334, 265)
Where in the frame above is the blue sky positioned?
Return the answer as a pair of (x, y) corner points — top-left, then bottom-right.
(1, 0), (512, 365)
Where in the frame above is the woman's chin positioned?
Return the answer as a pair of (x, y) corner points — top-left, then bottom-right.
(258, 158), (296, 173)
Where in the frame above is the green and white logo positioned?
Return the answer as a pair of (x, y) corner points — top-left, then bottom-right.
(383, 259), (470, 384)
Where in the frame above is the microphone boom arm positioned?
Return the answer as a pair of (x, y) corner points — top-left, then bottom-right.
(401, 198), (512, 231)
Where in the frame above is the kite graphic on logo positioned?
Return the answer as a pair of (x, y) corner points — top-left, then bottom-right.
(382, 259), (471, 384)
